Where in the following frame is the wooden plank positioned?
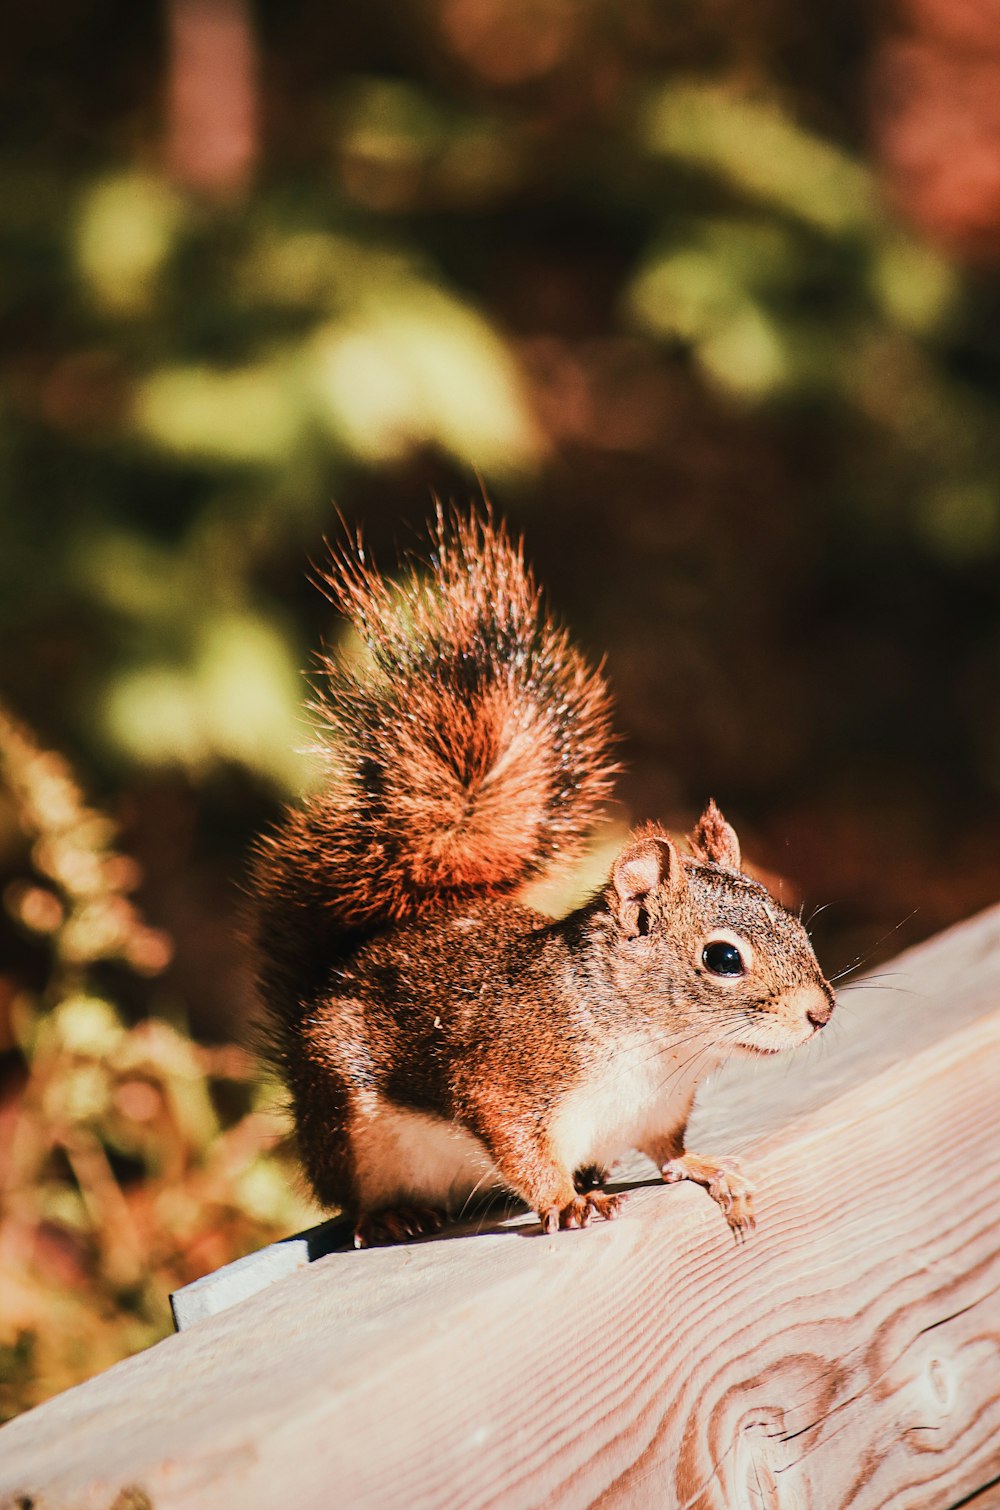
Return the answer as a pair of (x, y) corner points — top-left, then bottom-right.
(169, 1216), (350, 1330)
(3, 906), (1000, 1508)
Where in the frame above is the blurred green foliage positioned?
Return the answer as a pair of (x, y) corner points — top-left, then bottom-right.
(2, 5), (997, 792)
(3, 0), (1000, 1420)
(3, 10), (1000, 768)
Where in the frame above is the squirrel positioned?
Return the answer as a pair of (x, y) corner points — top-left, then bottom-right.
(251, 511), (835, 1248)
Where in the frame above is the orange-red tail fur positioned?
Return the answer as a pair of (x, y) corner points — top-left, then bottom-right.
(252, 511), (617, 1031)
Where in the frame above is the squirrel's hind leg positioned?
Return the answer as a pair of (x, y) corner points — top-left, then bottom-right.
(353, 1205), (446, 1248)
(286, 1055), (359, 1216)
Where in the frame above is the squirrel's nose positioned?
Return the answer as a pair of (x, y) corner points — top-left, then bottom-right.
(806, 990), (834, 1030)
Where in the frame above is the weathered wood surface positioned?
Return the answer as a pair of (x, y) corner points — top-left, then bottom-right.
(4, 906), (1000, 1509)
(169, 1214), (350, 1330)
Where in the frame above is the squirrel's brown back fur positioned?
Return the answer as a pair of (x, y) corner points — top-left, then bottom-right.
(251, 511), (617, 1035)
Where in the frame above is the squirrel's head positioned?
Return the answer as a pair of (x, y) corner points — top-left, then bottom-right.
(602, 801), (834, 1053)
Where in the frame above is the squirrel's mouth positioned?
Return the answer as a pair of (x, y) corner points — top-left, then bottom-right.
(737, 1036), (808, 1056)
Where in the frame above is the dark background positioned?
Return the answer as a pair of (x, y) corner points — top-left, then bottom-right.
(2, 0), (1000, 1414)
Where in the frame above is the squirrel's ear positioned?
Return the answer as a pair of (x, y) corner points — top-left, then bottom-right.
(688, 799), (742, 871)
(609, 834), (684, 939)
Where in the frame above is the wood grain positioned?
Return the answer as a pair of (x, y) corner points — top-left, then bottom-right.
(3, 907), (1000, 1508)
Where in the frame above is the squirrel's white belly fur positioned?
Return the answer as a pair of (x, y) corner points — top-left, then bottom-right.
(350, 1092), (503, 1213)
(549, 1030), (720, 1172)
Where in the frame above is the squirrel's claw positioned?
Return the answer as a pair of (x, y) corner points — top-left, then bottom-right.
(661, 1154), (756, 1238)
(353, 1204), (447, 1248)
(541, 1191), (623, 1234)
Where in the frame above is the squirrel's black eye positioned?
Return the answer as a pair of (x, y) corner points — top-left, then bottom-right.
(702, 941), (745, 977)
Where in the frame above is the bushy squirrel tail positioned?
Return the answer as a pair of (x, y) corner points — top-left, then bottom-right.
(251, 509), (617, 1023)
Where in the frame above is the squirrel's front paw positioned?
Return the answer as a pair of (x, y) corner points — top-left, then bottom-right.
(540, 1191), (624, 1234)
(661, 1154), (756, 1238)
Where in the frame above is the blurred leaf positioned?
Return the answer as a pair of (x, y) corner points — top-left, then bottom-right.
(333, 77), (519, 210)
(233, 1157), (299, 1224)
(338, 77), (449, 169)
(917, 481), (1000, 561)
(74, 173), (189, 317)
(870, 235), (959, 335)
(643, 82), (875, 234)
(73, 532), (192, 624)
(133, 361), (304, 467)
(49, 995), (124, 1058)
(697, 304), (790, 399)
(102, 666), (206, 769)
(102, 611), (307, 790)
(311, 285), (543, 472)
(627, 221), (808, 399)
(197, 612), (309, 789)
(236, 228), (370, 312)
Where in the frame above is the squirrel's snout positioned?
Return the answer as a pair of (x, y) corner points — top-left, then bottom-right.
(806, 987), (835, 1030)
